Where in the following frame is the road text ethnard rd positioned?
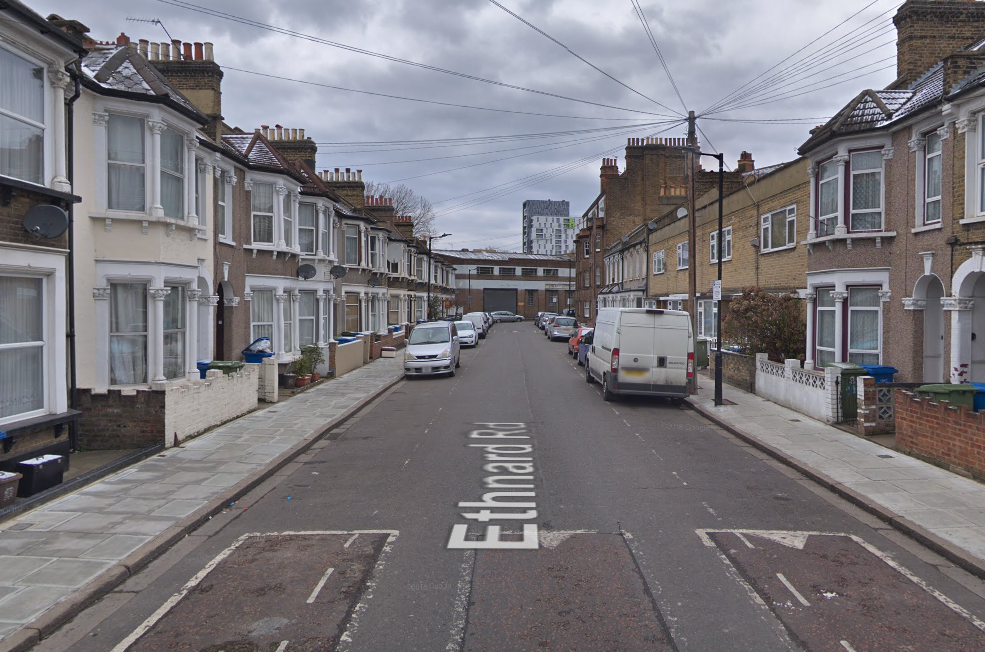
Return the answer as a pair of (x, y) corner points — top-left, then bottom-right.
(447, 423), (539, 550)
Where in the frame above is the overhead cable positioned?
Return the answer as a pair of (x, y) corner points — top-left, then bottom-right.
(631, 0), (687, 114)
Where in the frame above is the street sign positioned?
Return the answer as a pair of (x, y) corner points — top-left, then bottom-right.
(712, 280), (722, 301)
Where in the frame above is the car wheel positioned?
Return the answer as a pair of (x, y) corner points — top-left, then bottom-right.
(455, 355), (461, 368)
(602, 373), (614, 401)
(449, 364), (456, 377)
(577, 356), (584, 367)
(585, 362), (593, 384)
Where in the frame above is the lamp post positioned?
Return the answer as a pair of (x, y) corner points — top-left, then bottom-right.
(467, 266), (477, 312)
(427, 232), (451, 320)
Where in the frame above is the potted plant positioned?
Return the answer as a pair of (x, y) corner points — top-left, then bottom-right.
(292, 355), (312, 387)
(300, 345), (325, 382)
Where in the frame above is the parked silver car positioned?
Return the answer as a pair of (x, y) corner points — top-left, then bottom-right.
(404, 321), (461, 377)
(547, 316), (579, 341)
(492, 311), (523, 323)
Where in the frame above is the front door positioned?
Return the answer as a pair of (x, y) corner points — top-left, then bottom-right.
(216, 283), (226, 361)
(923, 278), (944, 383)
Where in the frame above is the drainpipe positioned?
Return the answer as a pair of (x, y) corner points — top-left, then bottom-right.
(66, 70), (81, 451)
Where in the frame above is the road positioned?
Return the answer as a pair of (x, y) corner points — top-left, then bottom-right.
(38, 323), (985, 651)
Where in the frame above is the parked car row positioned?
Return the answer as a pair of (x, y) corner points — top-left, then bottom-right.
(404, 311), (499, 379)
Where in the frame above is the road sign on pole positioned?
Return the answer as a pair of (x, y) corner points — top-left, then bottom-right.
(713, 280), (722, 302)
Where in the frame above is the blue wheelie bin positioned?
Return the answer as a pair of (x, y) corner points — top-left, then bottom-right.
(859, 365), (898, 383)
(242, 337), (275, 363)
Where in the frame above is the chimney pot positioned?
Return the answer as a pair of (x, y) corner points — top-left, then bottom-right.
(171, 39), (181, 60)
(160, 42), (170, 59)
(182, 42), (192, 60)
(357, 170), (363, 181)
(204, 42), (214, 61)
(138, 39), (149, 58)
(291, 128), (298, 139)
(150, 42), (159, 60)
(275, 126), (283, 140)
(194, 42), (203, 60)
(299, 128), (305, 139)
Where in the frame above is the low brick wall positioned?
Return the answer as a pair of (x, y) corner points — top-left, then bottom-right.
(895, 389), (985, 481)
(77, 367), (259, 450)
(708, 350), (756, 393)
(160, 366), (259, 446)
(370, 326), (407, 359)
(77, 388), (166, 450)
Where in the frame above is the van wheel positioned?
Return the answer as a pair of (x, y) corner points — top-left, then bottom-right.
(602, 374), (614, 401)
(585, 363), (594, 384)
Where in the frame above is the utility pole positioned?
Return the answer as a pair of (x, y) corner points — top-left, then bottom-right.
(687, 110), (698, 394)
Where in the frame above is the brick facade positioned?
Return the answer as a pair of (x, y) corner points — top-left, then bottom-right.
(76, 388), (166, 450)
(893, 0), (985, 88)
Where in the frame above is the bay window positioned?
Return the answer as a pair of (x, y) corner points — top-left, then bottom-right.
(850, 150), (882, 231)
(299, 291), (316, 346)
(762, 206), (796, 251)
(163, 285), (185, 380)
(389, 298), (400, 326)
(925, 132), (942, 224)
(817, 160), (837, 237)
(217, 170), (229, 239)
(0, 276), (44, 421)
(110, 282), (148, 385)
(345, 225), (359, 266)
(251, 182), (274, 244)
(250, 289), (274, 340)
(815, 289), (836, 367)
(107, 114), (145, 212)
(282, 191), (293, 248)
(0, 47), (44, 185)
(345, 293), (360, 332)
(160, 127), (184, 219)
(298, 203), (316, 254)
(848, 287), (880, 364)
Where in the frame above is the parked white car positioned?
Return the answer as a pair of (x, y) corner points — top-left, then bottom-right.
(454, 320), (479, 347)
(404, 321), (461, 378)
(463, 312), (488, 338)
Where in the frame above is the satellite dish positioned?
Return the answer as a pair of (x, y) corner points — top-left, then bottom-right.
(369, 277), (381, 287)
(647, 220), (658, 231)
(297, 264), (317, 280)
(23, 205), (69, 239)
(676, 207), (688, 219)
(329, 265), (348, 279)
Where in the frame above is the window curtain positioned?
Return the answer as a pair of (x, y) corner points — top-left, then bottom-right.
(851, 152), (882, 231)
(163, 286), (185, 379)
(107, 115), (145, 211)
(252, 183), (274, 243)
(283, 192), (293, 247)
(345, 294), (359, 332)
(0, 49), (44, 184)
(251, 289), (274, 340)
(299, 203), (316, 254)
(283, 298), (293, 353)
(345, 226), (358, 265)
(160, 129), (184, 218)
(0, 276), (44, 419)
(926, 134), (942, 223)
(848, 288), (880, 364)
(110, 283), (148, 385)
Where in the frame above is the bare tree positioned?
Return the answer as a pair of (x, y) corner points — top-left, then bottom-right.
(364, 181), (437, 238)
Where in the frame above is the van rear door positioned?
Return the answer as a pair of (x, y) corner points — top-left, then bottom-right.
(615, 312), (658, 385)
(653, 315), (690, 390)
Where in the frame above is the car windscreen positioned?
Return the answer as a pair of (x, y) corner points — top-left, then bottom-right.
(408, 327), (450, 344)
(555, 318), (576, 327)
(455, 321), (475, 331)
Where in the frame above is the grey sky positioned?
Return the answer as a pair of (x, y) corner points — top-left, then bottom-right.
(34, 0), (899, 251)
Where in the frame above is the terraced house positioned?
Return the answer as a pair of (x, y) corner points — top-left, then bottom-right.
(797, 0), (985, 382)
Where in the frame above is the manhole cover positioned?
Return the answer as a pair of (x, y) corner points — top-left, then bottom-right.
(877, 454), (894, 459)
(7, 523), (34, 531)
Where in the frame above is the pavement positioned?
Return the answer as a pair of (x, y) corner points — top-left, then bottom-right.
(689, 374), (985, 580)
(0, 356), (404, 651)
(2, 354), (985, 650)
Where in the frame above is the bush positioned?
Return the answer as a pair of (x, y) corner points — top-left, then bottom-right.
(721, 287), (805, 362)
(292, 345), (325, 377)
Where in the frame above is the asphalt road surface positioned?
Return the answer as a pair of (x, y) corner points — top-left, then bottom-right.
(38, 323), (985, 651)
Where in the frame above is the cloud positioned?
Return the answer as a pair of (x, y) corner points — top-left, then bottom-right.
(32, 0), (897, 251)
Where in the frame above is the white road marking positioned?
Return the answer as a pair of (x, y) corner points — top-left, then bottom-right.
(702, 502), (721, 521)
(734, 533), (755, 549)
(424, 429), (429, 434)
(635, 433), (645, 442)
(307, 566), (336, 604)
(113, 531), (399, 652)
(275, 641), (289, 652)
(840, 641), (857, 652)
(401, 459), (410, 469)
(697, 529), (985, 634)
(445, 550), (475, 651)
(672, 471), (687, 486)
(777, 573), (811, 607)
(623, 419), (632, 428)
(344, 534), (359, 548)
(338, 531), (400, 650)
(611, 407), (620, 415)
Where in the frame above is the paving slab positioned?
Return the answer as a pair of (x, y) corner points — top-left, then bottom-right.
(0, 355), (403, 647)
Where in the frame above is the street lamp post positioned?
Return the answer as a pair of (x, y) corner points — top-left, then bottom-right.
(426, 232), (451, 320)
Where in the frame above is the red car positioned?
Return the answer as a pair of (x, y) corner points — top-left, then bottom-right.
(568, 327), (594, 357)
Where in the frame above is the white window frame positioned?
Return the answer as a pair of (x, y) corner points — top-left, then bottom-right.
(298, 202), (317, 255)
(216, 168), (231, 242)
(847, 286), (882, 365)
(677, 242), (688, 270)
(653, 250), (665, 275)
(298, 290), (317, 347)
(369, 235), (379, 269)
(109, 281), (148, 386)
(709, 228), (733, 263)
(250, 289), (275, 342)
(697, 299), (718, 339)
(282, 191), (294, 249)
(159, 126), (184, 220)
(106, 113), (146, 213)
(814, 288), (837, 367)
(583, 240), (590, 257)
(761, 206), (797, 252)
(0, 44), (48, 186)
(283, 294), (295, 353)
(849, 149), (884, 232)
(0, 273), (47, 423)
(162, 284), (186, 380)
(345, 224), (359, 266)
(816, 159), (838, 237)
(251, 181), (275, 245)
(925, 131), (942, 225)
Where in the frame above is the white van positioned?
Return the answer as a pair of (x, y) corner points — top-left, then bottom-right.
(585, 308), (694, 402)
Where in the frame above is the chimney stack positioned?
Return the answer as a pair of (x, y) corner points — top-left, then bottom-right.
(600, 157), (619, 195)
(892, 0), (985, 88)
(737, 151), (755, 174)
